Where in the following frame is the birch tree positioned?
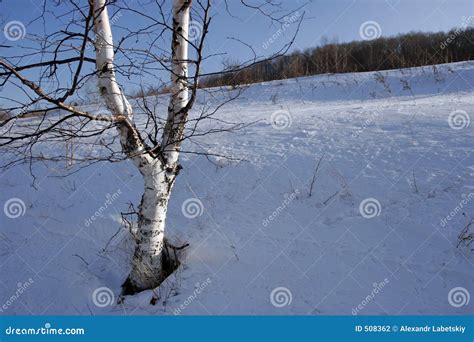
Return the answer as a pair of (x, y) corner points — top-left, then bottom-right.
(0, 0), (303, 294)
(92, 0), (190, 292)
(0, 0), (203, 293)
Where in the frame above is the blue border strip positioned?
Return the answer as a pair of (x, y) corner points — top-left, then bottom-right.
(0, 316), (472, 341)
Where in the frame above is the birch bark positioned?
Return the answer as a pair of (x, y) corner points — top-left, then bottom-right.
(93, 0), (191, 293)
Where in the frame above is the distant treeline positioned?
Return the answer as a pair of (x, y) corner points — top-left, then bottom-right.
(199, 28), (474, 88)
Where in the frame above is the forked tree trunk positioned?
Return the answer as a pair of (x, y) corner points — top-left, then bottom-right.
(125, 161), (178, 292)
(93, 0), (191, 293)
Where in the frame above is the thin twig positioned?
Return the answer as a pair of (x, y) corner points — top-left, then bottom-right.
(309, 154), (324, 197)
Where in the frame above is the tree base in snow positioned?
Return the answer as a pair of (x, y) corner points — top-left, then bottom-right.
(121, 239), (188, 296)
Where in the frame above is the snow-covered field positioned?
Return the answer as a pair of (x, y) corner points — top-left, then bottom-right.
(0, 61), (473, 315)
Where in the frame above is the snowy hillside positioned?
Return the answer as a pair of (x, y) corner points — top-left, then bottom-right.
(0, 61), (473, 315)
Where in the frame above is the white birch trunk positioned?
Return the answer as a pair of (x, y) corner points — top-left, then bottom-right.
(127, 162), (172, 292)
(161, 0), (191, 167)
(93, 0), (191, 293)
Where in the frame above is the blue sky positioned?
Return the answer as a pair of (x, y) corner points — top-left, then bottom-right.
(210, 0), (473, 57)
(0, 0), (473, 101)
